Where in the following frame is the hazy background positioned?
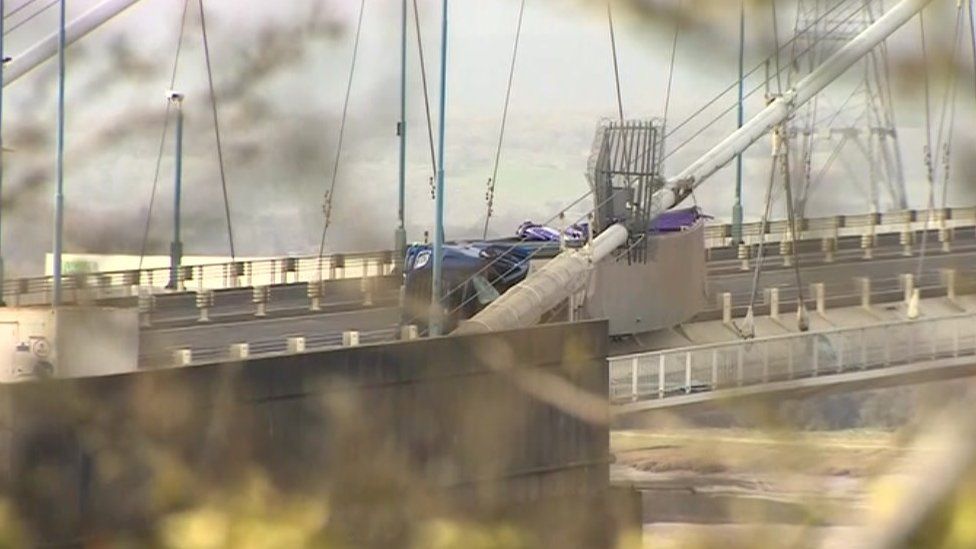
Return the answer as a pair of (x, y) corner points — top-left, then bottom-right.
(1, 0), (973, 276)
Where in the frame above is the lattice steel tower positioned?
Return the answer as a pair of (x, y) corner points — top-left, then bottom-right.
(788, 0), (907, 216)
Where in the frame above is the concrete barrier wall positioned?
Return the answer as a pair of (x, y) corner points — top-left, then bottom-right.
(585, 222), (707, 335)
(0, 320), (627, 546)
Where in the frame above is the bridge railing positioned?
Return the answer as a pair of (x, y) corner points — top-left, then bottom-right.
(609, 313), (976, 402)
(703, 207), (976, 248)
(4, 250), (397, 306)
(138, 326), (402, 369)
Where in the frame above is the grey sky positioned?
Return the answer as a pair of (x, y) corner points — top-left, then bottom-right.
(1, 0), (973, 275)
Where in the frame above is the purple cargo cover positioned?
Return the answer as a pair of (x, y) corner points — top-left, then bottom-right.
(652, 207), (710, 232)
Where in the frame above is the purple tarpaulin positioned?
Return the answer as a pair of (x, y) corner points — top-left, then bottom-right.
(651, 207), (711, 232)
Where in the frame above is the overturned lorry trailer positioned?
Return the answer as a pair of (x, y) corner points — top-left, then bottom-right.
(456, 0), (933, 336)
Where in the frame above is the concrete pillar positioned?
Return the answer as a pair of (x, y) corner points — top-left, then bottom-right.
(252, 285), (270, 318)
(856, 277), (871, 309)
(196, 290), (214, 323)
(308, 281), (322, 312)
(939, 226), (953, 253)
(138, 292), (154, 328)
(400, 324), (419, 340)
(121, 270), (139, 298)
(173, 349), (193, 367)
(900, 229), (913, 256)
(737, 243), (750, 271)
(229, 343), (249, 360)
(287, 336), (307, 354)
(907, 289), (921, 320)
(721, 292), (733, 324)
(360, 277), (373, 307)
(861, 232), (875, 259)
(942, 268), (957, 301)
(768, 287), (780, 320)
(812, 282), (826, 316)
(780, 239), (793, 267)
(821, 237), (836, 263)
(900, 274), (914, 305)
(196, 265), (204, 292)
(231, 262), (245, 289)
(342, 331), (360, 347)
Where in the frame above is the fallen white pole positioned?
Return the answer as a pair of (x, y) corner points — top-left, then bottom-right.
(458, 0), (932, 335)
(5, 0), (144, 86)
(661, 0), (932, 212)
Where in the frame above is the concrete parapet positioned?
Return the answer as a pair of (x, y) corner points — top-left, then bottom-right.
(287, 337), (306, 354)
(343, 331), (360, 347)
(229, 343), (249, 360)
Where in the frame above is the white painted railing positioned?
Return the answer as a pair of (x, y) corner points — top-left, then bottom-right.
(6, 206), (976, 305)
(703, 207), (976, 248)
(609, 313), (976, 402)
(4, 250), (397, 306)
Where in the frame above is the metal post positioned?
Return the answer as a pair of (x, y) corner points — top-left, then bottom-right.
(631, 357), (638, 400)
(769, 287), (780, 320)
(684, 352), (692, 394)
(52, 0), (66, 306)
(762, 343), (769, 383)
(736, 346), (744, 386)
(711, 349), (718, 389)
(787, 340), (794, 379)
(0, 0), (5, 306)
(168, 93), (184, 290)
(658, 354), (665, 398)
(430, 0), (448, 336)
(813, 340), (819, 376)
(731, 0), (745, 244)
(395, 0), (407, 269)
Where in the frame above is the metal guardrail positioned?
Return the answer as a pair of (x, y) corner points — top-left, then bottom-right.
(609, 312), (976, 402)
(4, 250), (396, 306)
(7, 207), (976, 306)
(703, 207), (976, 248)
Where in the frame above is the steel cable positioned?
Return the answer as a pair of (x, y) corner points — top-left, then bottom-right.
(411, 0), (438, 192)
(662, 0), (871, 164)
(317, 0), (365, 263)
(137, 0), (191, 271)
(482, 0), (526, 239)
(198, 0), (236, 260)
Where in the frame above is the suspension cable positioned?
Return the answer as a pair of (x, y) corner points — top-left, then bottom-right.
(915, 9), (935, 280)
(411, 0), (438, 197)
(934, 4), (964, 208)
(137, 0), (191, 271)
(740, 142), (779, 336)
(198, 0), (236, 260)
(779, 129), (808, 330)
(607, 1), (624, 121)
(4, 0), (42, 20)
(662, 0), (681, 129)
(663, 0), (868, 162)
(770, 0), (783, 95)
(6, 0), (56, 34)
(482, 0), (526, 239)
(317, 0), (365, 260)
(664, 0), (862, 142)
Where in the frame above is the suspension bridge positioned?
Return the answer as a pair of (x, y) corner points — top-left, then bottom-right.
(0, 0), (972, 413)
